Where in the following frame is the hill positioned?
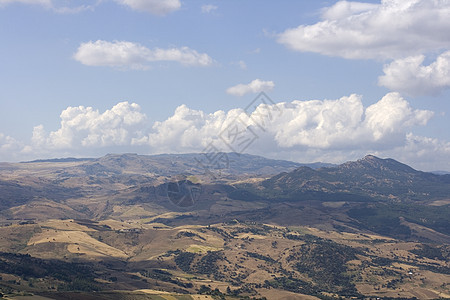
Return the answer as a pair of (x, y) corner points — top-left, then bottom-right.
(237, 155), (450, 202)
(0, 153), (449, 299)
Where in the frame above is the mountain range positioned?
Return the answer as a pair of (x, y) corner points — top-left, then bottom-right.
(0, 153), (449, 299)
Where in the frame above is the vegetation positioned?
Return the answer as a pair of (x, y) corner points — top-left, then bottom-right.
(264, 277), (312, 293)
(245, 252), (275, 264)
(140, 269), (193, 289)
(1, 154), (449, 299)
(0, 252), (99, 292)
(193, 251), (225, 280)
(288, 240), (360, 296)
(410, 244), (450, 260)
(174, 251), (196, 272)
(348, 203), (450, 238)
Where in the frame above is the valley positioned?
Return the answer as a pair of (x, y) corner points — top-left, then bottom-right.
(0, 153), (449, 299)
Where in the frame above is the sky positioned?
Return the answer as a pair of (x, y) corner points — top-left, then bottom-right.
(0, 0), (450, 171)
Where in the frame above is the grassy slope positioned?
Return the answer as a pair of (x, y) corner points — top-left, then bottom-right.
(0, 219), (449, 299)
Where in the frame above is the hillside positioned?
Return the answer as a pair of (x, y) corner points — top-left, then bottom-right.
(253, 155), (450, 202)
(0, 154), (449, 299)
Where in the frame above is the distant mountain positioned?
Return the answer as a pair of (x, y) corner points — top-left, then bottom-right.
(0, 153), (310, 211)
(432, 170), (450, 175)
(66, 152), (325, 178)
(1, 153), (450, 300)
(1, 153), (449, 243)
(237, 155), (450, 202)
(15, 153), (333, 176)
(22, 157), (95, 163)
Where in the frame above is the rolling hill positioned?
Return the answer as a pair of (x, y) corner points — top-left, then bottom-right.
(0, 153), (449, 299)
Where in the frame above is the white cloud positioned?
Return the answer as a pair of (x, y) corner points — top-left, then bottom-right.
(0, 0), (180, 14)
(321, 1), (377, 20)
(268, 93), (433, 150)
(115, 0), (180, 15)
(3, 94), (448, 171)
(73, 40), (214, 69)
(0, 133), (25, 161)
(0, 0), (51, 7)
(74, 40), (151, 69)
(378, 51), (450, 96)
(0, 133), (22, 152)
(25, 93), (433, 157)
(1, 0), (47, 5)
(372, 133), (450, 171)
(136, 105), (230, 153)
(201, 4), (217, 14)
(0, 0), (96, 13)
(136, 92), (433, 155)
(278, 0), (450, 60)
(237, 60), (247, 70)
(226, 79), (275, 96)
(150, 47), (214, 66)
(31, 102), (147, 152)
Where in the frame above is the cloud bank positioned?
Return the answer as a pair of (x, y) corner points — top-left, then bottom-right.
(74, 40), (214, 69)
(8, 92), (447, 170)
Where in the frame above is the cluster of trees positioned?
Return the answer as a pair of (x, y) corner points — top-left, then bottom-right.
(0, 252), (99, 292)
(194, 251), (225, 280)
(198, 285), (266, 300)
(140, 269), (193, 289)
(288, 240), (360, 297)
(245, 252), (275, 264)
(411, 244), (449, 261)
(348, 203), (450, 239)
(173, 250), (226, 280)
(174, 251), (196, 272)
(263, 277), (319, 296)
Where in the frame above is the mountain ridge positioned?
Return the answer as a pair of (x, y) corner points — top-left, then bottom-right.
(0, 153), (449, 299)
(244, 154), (450, 203)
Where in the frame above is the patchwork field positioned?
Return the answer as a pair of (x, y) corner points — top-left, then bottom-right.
(1, 154), (449, 299)
(0, 218), (449, 299)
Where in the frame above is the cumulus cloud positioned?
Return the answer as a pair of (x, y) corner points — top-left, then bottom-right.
(114, 0), (180, 15)
(0, 133), (22, 152)
(378, 51), (450, 96)
(73, 40), (214, 69)
(136, 92), (433, 155)
(135, 105), (230, 153)
(0, 133), (25, 161)
(201, 4), (217, 14)
(31, 102), (147, 152)
(5, 93), (447, 170)
(268, 93), (432, 150)
(25, 93), (433, 156)
(226, 79), (275, 96)
(278, 0), (450, 60)
(376, 133), (450, 171)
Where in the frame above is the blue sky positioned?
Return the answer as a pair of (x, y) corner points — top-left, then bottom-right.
(0, 0), (449, 171)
